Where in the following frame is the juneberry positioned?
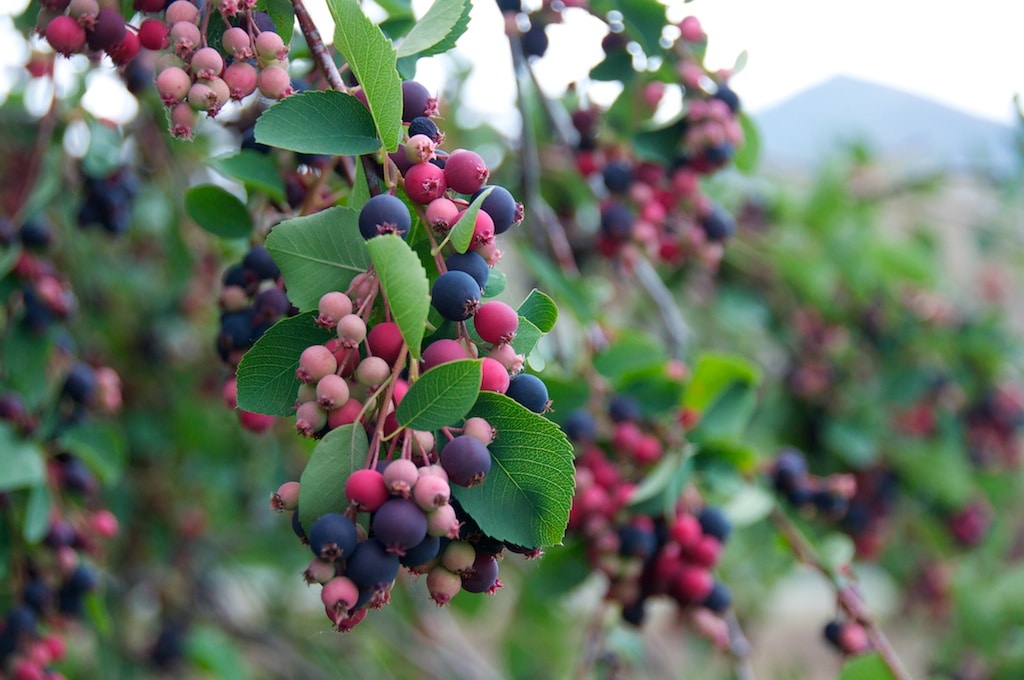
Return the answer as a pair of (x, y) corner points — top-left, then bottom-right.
(701, 581), (732, 613)
(321, 576), (360, 620)
(412, 474), (451, 511)
(474, 301), (519, 345)
(431, 270), (481, 322)
(295, 400), (327, 437)
(697, 506), (732, 543)
(461, 553), (501, 594)
(85, 8), (125, 52)
(444, 150), (489, 195)
(426, 502), (461, 539)
(480, 357), (511, 394)
(472, 185), (519, 235)
(426, 565), (462, 605)
(382, 458), (419, 497)
(426, 197), (460, 233)
(308, 513), (358, 562)
(296, 344), (337, 384)
(521, 21), (549, 59)
(345, 468), (389, 512)
(403, 162), (447, 204)
(366, 322), (404, 366)
(358, 194), (411, 240)
(356, 356), (391, 386)
(372, 498), (428, 554)
(506, 373), (549, 413)
(335, 313), (367, 347)
(315, 374), (350, 411)
(602, 160), (634, 194)
(600, 202), (634, 240)
(699, 205), (736, 242)
(562, 409), (598, 442)
(243, 246), (280, 281)
(444, 251), (489, 290)
(317, 291), (353, 330)
(400, 534), (441, 569)
(401, 80), (437, 122)
(408, 116), (442, 143)
(462, 417), (495, 446)
(345, 539), (400, 594)
(440, 435), (491, 487)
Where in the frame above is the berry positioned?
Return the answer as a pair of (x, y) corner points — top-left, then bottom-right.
(271, 481), (300, 512)
(520, 21), (549, 59)
(223, 62), (258, 100)
(257, 65), (293, 99)
(169, 20), (200, 57)
(678, 15), (704, 42)
(316, 291), (353, 329)
(345, 468), (390, 512)
(412, 474), (450, 511)
(462, 417), (495, 446)
(474, 301), (518, 345)
(603, 160), (634, 193)
(356, 356), (391, 386)
(137, 19), (169, 52)
(335, 313), (367, 347)
(440, 435), (491, 487)
(608, 394), (641, 422)
(473, 185), (519, 235)
(672, 565), (714, 604)
(254, 30), (287, 63)
(315, 374), (350, 410)
(243, 245), (280, 280)
(713, 84), (741, 113)
(345, 539), (400, 594)
(366, 322), (404, 365)
(401, 80), (436, 122)
(506, 373), (548, 413)
(562, 409), (597, 442)
(445, 251), (489, 290)
(480, 357), (510, 394)
(372, 498), (428, 554)
(221, 27), (253, 59)
(358, 194), (411, 240)
(309, 513), (358, 562)
(190, 46), (223, 80)
(426, 565), (461, 605)
(403, 162), (447, 204)
(108, 29), (140, 65)
(699, 205), (735, 242)
(441, 540), (476, 574)
(45, 15), (86, 56)
(426, 502), (461, 538)
(670, 513), (702, 550)
(698, 506), (732, 543)
(405, 134), (436, 163)
(400, 534), (441, 569)
(295, 401), (327, 437)
(408, 116), (441, 143)
(321, 576), (359, 619)
(382, 458), (419, 497)
(304, 557), (336, 585)
(296, 344), (337, 384)
(600, 202), (634, 240)
(461, 553), (501, 594)
(63, 363), (97, 406)
(426, 197), (460, 232)
(431, 270), (481, 322)
(444, 150), (489, 195)
(165, 1), (199, 25)
(701, 581), (732, 613)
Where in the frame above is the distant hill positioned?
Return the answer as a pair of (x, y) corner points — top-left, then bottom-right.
(750, 75), (1019, 174)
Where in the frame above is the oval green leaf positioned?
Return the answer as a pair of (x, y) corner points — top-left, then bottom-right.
(236, 312), (336, 416)
(184, 185), (252, 239)
(254, 91), (381, 156)
(450, 186), (493, 253)
(264, 206), (370, 312)
(517, 289), (558, 333)
(209, 151), (285, 202)
(396, 0), (471, 60)
(366, 235), (430, 360)
(0, 424), (45, 492)
(298, 424), (369, 532)
(397, 359), (482, 431)
(452, 392), (576, 548)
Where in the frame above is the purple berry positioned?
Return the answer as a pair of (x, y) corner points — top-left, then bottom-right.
(401, 80), (437, 122)
(371, 498), (428, 555)
(461, 553), (500, 594)
(440, 435), (492, 488)
(308, 512), (358, 562)
(472, 185), (520, 235)
(345, 539), (400, 594)
(358, 194), (411, 240)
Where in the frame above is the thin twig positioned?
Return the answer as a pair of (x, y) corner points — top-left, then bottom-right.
(769, 508), (913, 680)
(724, 610), (756, 680)
(292, 0), (346, 92)
(631, 253), (692, 358)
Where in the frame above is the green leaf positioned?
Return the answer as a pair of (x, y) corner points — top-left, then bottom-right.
(186, 625), (253, 680)
(734, 111), (761, 174)
(594, 331), (667, 384)
(366, 235), (430, 360)
(264, 206), (370, 311)
(57, 421), (127, 485)
(396, 0), (471, 59)
(328, 0), (403, 151)
(682, 352), (762, 413)
(23, 484), (51, 544)
(255, 91), (382, 156)
(397, 359), (482, 431)
(839, 652), (898, 680)
(209, 151), (285, 202)
(628, 449), (692, 517)
(516, 289), (558, 334)
(2, 321), (53, 410)
(236, 312), (336, 416)
(510, 317), (542, 358)
(450, 186), (493, 253)
(482, 268), (506, 298)
(256, 0), (294, 44)
(298, 424), (368, 532)
(350, 156), (373, 210)
(452, 392), (576, 547)
(617, 366), (685, 417)
(0, 424), (45, 492)
(82, 120), (122, 178)
(184, 185), (252, 239)
(690, 381), (758, 443)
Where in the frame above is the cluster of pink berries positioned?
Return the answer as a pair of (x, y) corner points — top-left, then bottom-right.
(271, 414), (508, 631)
(151, 3), (294, 139)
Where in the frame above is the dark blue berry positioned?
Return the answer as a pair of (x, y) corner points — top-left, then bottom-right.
(602, 160), (633, 193)
(400, 534), (441, 568)
(6, 605), (37, 637)
(713, 84), (741, 113)
(823, 620), (843, 648)
(431, 270), (481, 322)
(408, 116), (441, 143)
(19, 219), (53, 250)
(506, 373), (549, 413)
(242, 246), (280, 281)
(772, 447), (807, 494)
(701, 581), (732, 613)
(621, 597), (646, 626)
(608, 394), (641, 423)
(222, 263), (247, 288)
(520, 21), (549, 58)
(23, 580), (52, 616)
(345, 539), (400, 593)
(703, 142), (734, 166)
(445, 251), (489, 290)
(473, 185), (519, 235)
(600, 202), (634, 240)
(358, 194), (411, 240)
(618, 524), (658, 560)
(698, 506), (732, 543)
(63, 363), (97, 406)
(291, 510), (307, 542)
(562, 409), (597, 442)
(700, 205), (735, 242)
(309, 513), (359, 562)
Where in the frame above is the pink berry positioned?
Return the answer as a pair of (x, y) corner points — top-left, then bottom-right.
(382, 458), (419, 497)
(670, 513), (702, 550)
(295, 400), (327, 437)
(168, 101), (196, 139)
(345, 468), (389, 512)
(356, 356), (390, 386)
(321, 575), (359, 620)
(336, 313), (367, 347)
(426, 502), (461, 538)
(421, 339), (470, 372)
(169, 20), (200, 58)
(205, 76), (230, 115)
(137, 19), (168, 51)
(224, 61), (258, 100)
(488, 342), (524, 375)
(672, 565), (713, 604)
(303, 557), (336, 585)
(315, 374), (350, 411)
(412, 474), (450, 511)
(455, 208), (495, 250)
(480, 357), (510, 394)
(68, 0), (98, 26)
(444, 149), (489, 195)
(296, 344), (337, 384)
(403, 162), (447, 204)
(474, 301), (518, 345)
(316, 291), (353, 330)
(271, 480), (300, 512)
(238, 409), (275, 433)
(156, 66), (191, 105)
(221, 26), (253, 59)
(90, 509), (119, 537)
(405, 134), (436, 164)
(165, 0), (199, 25)
(190, 46), (224, 80)
(366, 321), (404, 366)
(426, 565), (461, 606)
(425, 197), (459, 233)
(462, 417), (494, 445)
(409, 429), (434, 455)
(222, 377), (238, 409)
(678, 15), (704, 43)
(45, 15), (86, 56)
(255, 30), (287, 63)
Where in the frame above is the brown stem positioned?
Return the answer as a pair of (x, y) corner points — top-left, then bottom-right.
(14, 97), (59, 221)
(769, 508), (913, 680)
(631, 253), (691, 359)
(292, 0), (346, 92)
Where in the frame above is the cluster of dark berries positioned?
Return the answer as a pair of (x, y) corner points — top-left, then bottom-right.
(271, 417), (521, 631)
(218, 245), (293, 434)
(37, 0), (142, 67)
(770, 447), (856, 522)
(562, 397), (734, 643)
(149, 2), (294, 138)
(823, 617), (871, 657)
(76, 165), (139, 236)
(964, 381), (1024, 468)
(4, 217), (76, 335)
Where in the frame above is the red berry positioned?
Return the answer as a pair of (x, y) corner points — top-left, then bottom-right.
(444, 150), (489, 195)
(345, 468), (389, 512)
(474, 301), (518, 345)
(366, 321), (404, 366)
(224, 62), (258, 100)
(672, 565), (713, 604)
(403, 162), (447, 204)
(45, 15), (86, 56)
(480, 357), (510, 394)
(107, 29), (140, 66)
(137, 18), (168, 51)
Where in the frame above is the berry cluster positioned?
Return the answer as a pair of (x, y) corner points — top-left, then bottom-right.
(823, 617), (871, 657)
(1, 217), (122, 678)
(37, 0), (141, 66)
(217, 245), (293, 434)
(76, 165), (139, 236)
(273, 418), (523, 630)
(562, 397), (734, 643)
(770, 447), (856, 522)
